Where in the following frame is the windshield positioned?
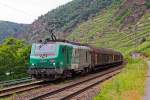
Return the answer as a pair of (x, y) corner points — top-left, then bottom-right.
(34, 43), (57, 56)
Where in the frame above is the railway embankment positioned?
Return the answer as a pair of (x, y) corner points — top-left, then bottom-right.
(94, 58), (148, 100)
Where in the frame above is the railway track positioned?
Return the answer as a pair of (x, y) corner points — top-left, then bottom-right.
(29, 66), (123, 100)
(0, 77), (33, 87)
(0, 80), (44, 98)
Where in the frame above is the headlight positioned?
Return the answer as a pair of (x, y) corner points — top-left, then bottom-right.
(60, 62), (63, 65)
(53, 63), (56, 66)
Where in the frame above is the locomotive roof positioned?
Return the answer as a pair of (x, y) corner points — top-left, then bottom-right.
(39, 39), (89, 46)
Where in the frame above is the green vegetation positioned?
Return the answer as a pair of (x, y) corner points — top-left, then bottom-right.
(30, 0), (123, 41)
(68, 2), (123, 47)
(145, 0), (150, 9)
(93, 37), (150, 100)
(41, 0), (117, 32)
(0, 1), (149, 100)
(67, 0), (150, 99)
(115, 8), (132, 24)
(68, 0), (150, 53)
(95, 58), (147, 100)
(0, 38), (31, 81)
(129, 38), (150, 57)
(0, 21), (28, 42)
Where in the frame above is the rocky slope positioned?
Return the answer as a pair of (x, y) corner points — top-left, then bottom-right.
(29, 0), (120, 42)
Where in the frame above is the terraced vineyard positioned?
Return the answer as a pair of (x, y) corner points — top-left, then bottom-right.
(68, 1), (150, 56)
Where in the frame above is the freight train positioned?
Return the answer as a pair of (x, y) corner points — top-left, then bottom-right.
(28, 40), (123, 80)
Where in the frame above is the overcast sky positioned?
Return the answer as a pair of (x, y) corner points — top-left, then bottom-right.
(0, 0), (72, 24)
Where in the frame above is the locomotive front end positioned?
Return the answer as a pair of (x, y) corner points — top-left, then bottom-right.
(28, 43), (63, 79)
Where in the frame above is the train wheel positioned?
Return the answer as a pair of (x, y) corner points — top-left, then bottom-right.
(85, 68), (89, 73)
(81, 68), (89, 76)
(63, 70), (73, 78)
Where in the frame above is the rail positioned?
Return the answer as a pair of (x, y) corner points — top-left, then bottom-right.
(0, 80), (43, 98)
(0, 77), (33, 87)
(29, 66), (123, 100)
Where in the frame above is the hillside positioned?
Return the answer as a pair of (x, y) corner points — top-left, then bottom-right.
(29, 0), (120, 42)
(0, 1), (150, 99)
(1, 0), (150, 54)
(0, 0), (150, 94)
(68, 0), (150, 55)
(0, 0), (121, 42)
(0, 21), (29, 43)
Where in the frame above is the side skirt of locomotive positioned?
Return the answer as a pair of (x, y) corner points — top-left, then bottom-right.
(28, 68), (63, 80)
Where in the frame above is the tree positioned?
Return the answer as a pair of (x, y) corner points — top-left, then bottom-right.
(0, 37), (31, 80)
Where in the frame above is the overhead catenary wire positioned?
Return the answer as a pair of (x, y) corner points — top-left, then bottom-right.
(0, 2), (35, 17)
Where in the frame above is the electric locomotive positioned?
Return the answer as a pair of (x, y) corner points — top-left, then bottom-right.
(28, 39), (123, 80)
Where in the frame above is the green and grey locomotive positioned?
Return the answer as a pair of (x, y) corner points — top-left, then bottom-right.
(28, 40), (123, 80)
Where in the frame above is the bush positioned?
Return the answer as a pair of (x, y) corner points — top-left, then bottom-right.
(0, 37), (31, 81)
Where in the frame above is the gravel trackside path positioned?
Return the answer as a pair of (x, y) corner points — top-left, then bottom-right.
(143, 61), (150, 100)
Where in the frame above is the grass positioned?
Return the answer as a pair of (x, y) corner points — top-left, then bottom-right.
(94, 37), (150, 100)
(67, 1), (150, 100)
(94, 58), (148, 100)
